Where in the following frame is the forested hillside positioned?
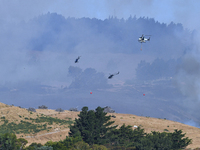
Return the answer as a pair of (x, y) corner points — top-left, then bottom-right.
(26, 13), (191, 58)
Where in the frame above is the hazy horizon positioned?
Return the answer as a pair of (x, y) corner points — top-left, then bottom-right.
(1, 1), (200, 128)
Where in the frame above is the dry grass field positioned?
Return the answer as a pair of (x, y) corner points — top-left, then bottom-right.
(1, 102), (200, 149)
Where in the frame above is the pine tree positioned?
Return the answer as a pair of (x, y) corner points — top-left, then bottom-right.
(94, 107), (116, 145)
(170, 129), (192, 149)
(69, 106), (117, 145)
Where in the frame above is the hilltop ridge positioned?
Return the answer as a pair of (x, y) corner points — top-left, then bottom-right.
(0, 102), (200, 149)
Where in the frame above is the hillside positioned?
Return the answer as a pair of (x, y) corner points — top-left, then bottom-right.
(0, 103), (73, 144)
(0, 102), (200, 149)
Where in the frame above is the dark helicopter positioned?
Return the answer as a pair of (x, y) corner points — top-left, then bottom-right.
(75, 56), (81, 63)
(108, 72), (119, 79)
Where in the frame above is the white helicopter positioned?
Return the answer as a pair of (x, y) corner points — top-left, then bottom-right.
(138, 34), (151, 50)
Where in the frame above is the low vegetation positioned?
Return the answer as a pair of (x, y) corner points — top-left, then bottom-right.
(0, 115), (73, 135)
(0, 104), (195, 149)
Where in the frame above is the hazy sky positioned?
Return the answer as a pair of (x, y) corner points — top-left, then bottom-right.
(0, 0), (198, 90)
(1, 0), (200, 124)
(0, 0), (198, 88)
(0, 0), (199, 30)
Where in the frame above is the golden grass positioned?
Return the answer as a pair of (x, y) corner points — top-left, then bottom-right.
(0, 102), (200, 149)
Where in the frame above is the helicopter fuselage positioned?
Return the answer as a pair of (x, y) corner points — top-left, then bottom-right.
(108, 72), (119, 79)
(108, 75), (114, 79)
(138, 37), (149, 43)
(75, 56), (81, 63)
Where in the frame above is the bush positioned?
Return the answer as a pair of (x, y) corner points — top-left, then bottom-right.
(90, 144), (108, 150)
(69, 108), (78, 112)
(112, 115), (116, 118)
(55, 108), (64, 112)
(103, 106), (115, 113)
(25, 142), (43, 150)
(38, 105), (48, 109)
(36, 146), (53, 150)
(27, 107), (36, 112)
(0, 133), (27, 150)
(134, 130), (192, 150)
(72, 141), (90, 150)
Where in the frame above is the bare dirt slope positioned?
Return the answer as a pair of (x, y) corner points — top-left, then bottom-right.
(0, 102), (200, 149)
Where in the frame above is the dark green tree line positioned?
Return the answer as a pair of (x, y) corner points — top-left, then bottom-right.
(69, 106), (192, 149)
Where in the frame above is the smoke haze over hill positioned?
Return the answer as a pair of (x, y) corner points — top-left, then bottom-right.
(0, 1), (200, 127)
